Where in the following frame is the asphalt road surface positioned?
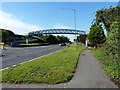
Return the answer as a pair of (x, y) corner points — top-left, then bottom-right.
(2, 45), (65, 69)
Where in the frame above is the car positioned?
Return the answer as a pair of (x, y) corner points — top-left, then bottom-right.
(10, 43), (22, 47)
(59, 43), (66, 46)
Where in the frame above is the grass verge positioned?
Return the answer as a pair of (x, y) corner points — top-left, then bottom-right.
(91, 47), (119, 86)
(0, 44), (10, 47)
(1, 45), (85, 84)
(21, 43), (49, 46)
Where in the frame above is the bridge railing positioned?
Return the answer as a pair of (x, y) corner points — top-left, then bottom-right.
(28, 29), (86, 35)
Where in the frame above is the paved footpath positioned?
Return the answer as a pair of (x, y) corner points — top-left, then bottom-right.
(2, 50), (118, 89)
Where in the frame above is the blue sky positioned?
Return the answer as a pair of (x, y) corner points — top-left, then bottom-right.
(0, 2), (118, 41)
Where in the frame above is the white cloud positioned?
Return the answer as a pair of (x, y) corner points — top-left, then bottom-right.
(0, 10), (76, 41)
(53, 23), (70, 29)
(0, 10), (42, 35)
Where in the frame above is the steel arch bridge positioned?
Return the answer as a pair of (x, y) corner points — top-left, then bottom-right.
(28, 29), (86, 35)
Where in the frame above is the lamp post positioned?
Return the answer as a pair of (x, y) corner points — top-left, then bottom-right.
(62, 8), (77, 47)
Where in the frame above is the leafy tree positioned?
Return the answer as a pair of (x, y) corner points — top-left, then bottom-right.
(63, 36), (70, 43)
(44, 35), (57, 44)
(95, 6), (120, 59)
(56, 35), (64, 43)
(88, 24), (106, 47)
(95, 7), (120, 33)
(1, 30), (9, 42)
(38, 35), (70, 44)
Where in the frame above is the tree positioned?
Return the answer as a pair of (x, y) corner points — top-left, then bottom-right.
(95, 7), (120, 33)
(88, 24), (106, 48)
(63, 36), (70, 43)
(44, 35), (57, 44)
(56, 35), (64, 43)
(1, 29), (9, 42)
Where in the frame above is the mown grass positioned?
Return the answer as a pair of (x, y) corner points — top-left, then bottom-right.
(21, 43), (49, 46)
(0, 44), (10, 47)
(1, 45), (85, 84)
(91, 47), (119, 81)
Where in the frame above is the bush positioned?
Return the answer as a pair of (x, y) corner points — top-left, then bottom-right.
(105, 22), (120, 63)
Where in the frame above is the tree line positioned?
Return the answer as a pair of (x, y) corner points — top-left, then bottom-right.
(30, 34), (70, 44)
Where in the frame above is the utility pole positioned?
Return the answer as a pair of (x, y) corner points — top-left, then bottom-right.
(62, 8), (77, 47)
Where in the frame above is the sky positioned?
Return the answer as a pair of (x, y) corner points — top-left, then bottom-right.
(0, 1), (118, 41)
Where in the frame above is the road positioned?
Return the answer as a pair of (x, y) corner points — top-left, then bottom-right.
(1, 45), (65, 69)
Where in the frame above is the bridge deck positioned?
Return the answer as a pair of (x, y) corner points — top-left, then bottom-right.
(29, 29), (86, 35)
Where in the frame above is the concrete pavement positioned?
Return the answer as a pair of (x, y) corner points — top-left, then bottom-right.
(2, 50), (118, 89)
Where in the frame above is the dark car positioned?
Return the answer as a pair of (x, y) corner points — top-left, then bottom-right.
(10, 43), (22, 47)
(59, 43), (66, 46)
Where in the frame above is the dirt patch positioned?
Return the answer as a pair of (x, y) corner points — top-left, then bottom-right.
(110, 78), (120, 88)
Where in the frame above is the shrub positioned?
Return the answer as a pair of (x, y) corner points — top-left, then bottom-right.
(105, 21), (120, 63)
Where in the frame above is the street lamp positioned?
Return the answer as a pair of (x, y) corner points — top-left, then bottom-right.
(62, 8), (77, 47)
